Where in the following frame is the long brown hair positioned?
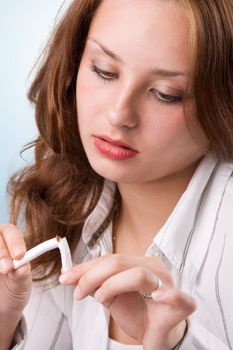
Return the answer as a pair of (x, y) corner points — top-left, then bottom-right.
(8, 0), (233, 280)
(185, 0), (233, 159)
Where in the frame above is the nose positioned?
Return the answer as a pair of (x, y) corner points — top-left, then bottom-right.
(107, 87), (139, 128)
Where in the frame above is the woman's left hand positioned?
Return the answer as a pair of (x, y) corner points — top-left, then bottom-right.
(59, 254), (196, 350)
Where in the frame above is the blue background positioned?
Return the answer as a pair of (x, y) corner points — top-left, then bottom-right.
(0, 0), (72, 222)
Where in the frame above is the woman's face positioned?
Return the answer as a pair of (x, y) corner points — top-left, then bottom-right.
(76, 0), (208, 184)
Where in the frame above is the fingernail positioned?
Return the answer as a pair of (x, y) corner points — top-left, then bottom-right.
(13, 246), (25, 258)
(151, 291), (163, 301)
(59, 272), (73, 284)
(0, 258), (13, 273)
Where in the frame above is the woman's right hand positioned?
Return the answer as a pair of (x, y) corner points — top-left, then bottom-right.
(0, 224), (32, 316)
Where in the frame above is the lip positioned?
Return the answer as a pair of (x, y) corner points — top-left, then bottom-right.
(96, 135), (138, 150)
(93, 135), (139, 160)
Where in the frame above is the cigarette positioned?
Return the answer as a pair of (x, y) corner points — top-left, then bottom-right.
(13, 236), (73, 272)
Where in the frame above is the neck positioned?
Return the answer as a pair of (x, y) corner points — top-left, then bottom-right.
(115, 162), (199, 254)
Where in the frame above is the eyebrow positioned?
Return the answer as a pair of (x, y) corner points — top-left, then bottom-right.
(87, 37), (186, 77)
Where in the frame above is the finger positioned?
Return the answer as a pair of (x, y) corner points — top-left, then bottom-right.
(151, 287), (196, 332)
(0, 233), (9, 258)
(59, 254), (111, 284)
(0, 238), (32, 291)
(92, 266), (160, 303)
(70, 255), (133, 298)
(151, 288), (197, 315)
(143, 288), (196, 338)
(0, 234), (13, 273)
(60, 254), (171, 298)
(0, 224), (27, 259)
(69, 255), (159, 299)
(61, 253), (167, 281)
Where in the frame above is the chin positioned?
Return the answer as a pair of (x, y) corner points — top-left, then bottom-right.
(88, 158), (140, 184)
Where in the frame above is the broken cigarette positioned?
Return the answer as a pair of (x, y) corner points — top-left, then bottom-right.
(13, 236), (73, 272)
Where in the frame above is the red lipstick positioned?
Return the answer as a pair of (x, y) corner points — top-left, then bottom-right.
(93, 136), (138, 160)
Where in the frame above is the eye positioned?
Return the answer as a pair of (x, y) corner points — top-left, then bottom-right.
(151, 89), (183, 105)
(90, 64), (118, 82)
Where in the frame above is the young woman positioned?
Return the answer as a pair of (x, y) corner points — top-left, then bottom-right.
(0, 0), (233, 349)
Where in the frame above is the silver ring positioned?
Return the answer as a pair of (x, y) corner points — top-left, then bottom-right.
(141, 278), (162, 300)
(142, 292), (153, 300)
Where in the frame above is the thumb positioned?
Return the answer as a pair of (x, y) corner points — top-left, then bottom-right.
(151, 287), (196, 327)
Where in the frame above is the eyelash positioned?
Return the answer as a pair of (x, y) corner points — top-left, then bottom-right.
(90, 64), (183, 105)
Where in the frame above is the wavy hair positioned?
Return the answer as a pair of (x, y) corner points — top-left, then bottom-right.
(8, 0), (233, 280)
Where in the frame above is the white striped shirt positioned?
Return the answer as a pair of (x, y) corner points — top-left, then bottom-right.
(13, 154), (233, 349)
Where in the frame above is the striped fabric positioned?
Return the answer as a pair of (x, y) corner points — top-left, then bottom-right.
(13, 154), (233, 350)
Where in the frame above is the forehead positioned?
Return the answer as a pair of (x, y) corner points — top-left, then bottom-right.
(87, 0), (192, 74)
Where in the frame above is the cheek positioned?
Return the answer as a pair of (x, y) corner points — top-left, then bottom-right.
(76, 67), (95, 104)
(76, 64), (108, 123)
(76, 69), (100, 131)
(169, 116), (189, 139)
(149, 109), (188, 142)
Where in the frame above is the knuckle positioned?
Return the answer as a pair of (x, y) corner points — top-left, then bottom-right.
(78, 274), (90, 289)
(74, 263), (84, 275)
(79, 271), (97, 292)
(134, 267), (148, 285)
(109, 255), (126, 271)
